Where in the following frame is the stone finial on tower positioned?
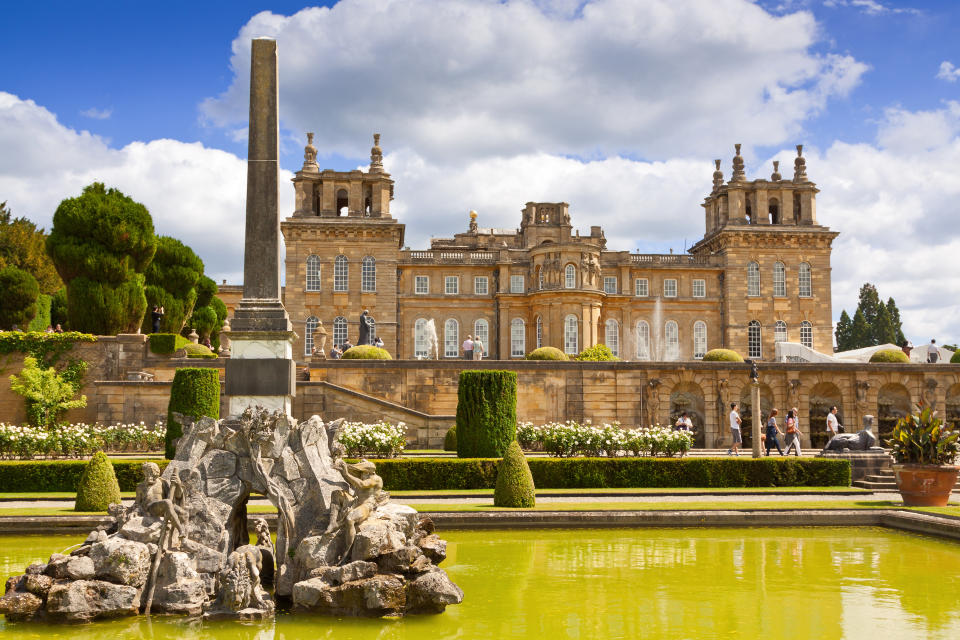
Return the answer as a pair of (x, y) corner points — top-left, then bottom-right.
(370, 133), (383, 172)
(730, 144), (746, 182)
(302, 132), (318, 172)
(712, 159), (724, 191)
(469, 209), (478, 232)
(793, 144), (807, 183)
(771, 160), (781, 181)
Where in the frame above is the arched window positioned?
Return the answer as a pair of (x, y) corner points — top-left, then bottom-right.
(693, 321), (707, 360)
(414, 319), (428, 358)
(798, 262), (812, 297)
(306, 255), (321, 292)
(444, 319), (459, 358)
(665, 321), (679, 361)
(565, 264), (576, 289)
(334, 255), (348, 292)
(636, 320), (650, 361)
(605, 319), (619, 358)
(748, 320), (762, 359)
(564, 315), (579, 354)
(361, 256), (376, 292)
(511, 318), (525, 357)
(535, 316), (542, 349)
(774, 320), (787, 343)
(747, 261), (760, 296)
(333, 316), (348, 348)
(305, 316), (319, 356)
(474, 319), (489, 357)
(773, 262), (786, 297)
(800, 321), (813, 349)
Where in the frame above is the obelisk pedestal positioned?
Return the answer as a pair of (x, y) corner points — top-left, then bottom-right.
(224, 38), (296, 416)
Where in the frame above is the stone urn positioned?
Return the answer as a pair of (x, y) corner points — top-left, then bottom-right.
(892, 464), (959, 507)
(313, 321), (327, 360)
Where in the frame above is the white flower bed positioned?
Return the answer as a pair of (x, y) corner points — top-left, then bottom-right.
(0, 421), (165, 459)
(516, 421), (693, 458)
(337, 420), (407, 458)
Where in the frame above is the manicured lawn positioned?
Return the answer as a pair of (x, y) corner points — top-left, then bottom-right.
(389, 486), (868, 497)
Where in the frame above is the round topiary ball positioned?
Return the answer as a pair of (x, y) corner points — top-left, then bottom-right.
(74, 451), (122, 512)
(869, 348), (910, 363)
(525, 346), (568, 360)
(950, 350), (960, 364)
(493, 440), (536, 508)
(702, 348), (745, 362)
(443, 425), (457, 451)
(341, 345), (393, 359)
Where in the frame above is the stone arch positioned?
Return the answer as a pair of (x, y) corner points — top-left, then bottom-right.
(946, 383), (960, 430)
(670, 381), (706, 448)
(808, 381), (842, 448)
(336, 188), (348, 215)
(739, 383), (774, 450)
(769, 197), (781, 224)
(877, 382), (911, 440)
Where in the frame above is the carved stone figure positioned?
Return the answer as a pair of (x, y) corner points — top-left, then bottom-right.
(135, 462), (187, 540)
(822, 418), (883, 452)
(324, 459), (388, 564)
(207, 545), (274, 619)
(358, 310), (376, 346)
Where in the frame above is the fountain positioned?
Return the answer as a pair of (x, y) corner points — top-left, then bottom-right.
(651, 296), (663, 361)
(424, 319), (440, 360)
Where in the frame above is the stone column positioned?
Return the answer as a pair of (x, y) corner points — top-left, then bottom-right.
(225, 38), (296, 416)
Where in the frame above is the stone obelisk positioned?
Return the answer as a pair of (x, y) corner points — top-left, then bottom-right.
(224, 38), (296, 416)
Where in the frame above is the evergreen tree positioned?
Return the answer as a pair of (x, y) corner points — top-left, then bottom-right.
(835, 310), (853, 351)
(46, 183), (157, 335)
(0, 266), (40, 330)
(872, 303), (897, 346)
(856, 284), (882, 336)
(140, 235), (204, 334)
(0, 201), (63, 295)
(849, 310), (871, 349)
(886, 297), (906, 345)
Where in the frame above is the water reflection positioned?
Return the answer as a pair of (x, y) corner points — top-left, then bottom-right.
(1, 528), (959, 639)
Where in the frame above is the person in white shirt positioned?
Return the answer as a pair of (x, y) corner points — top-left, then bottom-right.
(927, 339), (940, 363)
(675, 412), (693, 432)
(727, 402), (742, 456)
(826, 406), (841, 438)
(462, 335), (474, 360)
(472, 338), (484, 360)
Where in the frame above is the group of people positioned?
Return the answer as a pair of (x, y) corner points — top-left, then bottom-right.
(727, 403), (844, 456)
(461, 335), (484, 360)
(7, 324), (63, 333)
(323, 335), (384, 359)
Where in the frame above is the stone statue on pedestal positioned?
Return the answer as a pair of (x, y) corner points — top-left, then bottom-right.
(358, 310), (376, 346)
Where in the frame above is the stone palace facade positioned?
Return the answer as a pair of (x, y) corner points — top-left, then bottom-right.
(279, 136), (837, 364)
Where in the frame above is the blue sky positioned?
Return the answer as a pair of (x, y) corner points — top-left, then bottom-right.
(3, 0), (960, 342)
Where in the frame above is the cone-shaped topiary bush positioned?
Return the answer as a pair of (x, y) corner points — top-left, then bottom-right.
(494, 441), (535, 508)
(166, 367), (220, 458)
(443, 425), (457, 451)
(74, 451), (122, 511)
(456, 370), (517, 458)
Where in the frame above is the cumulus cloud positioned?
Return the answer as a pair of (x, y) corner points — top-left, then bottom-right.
(79, 107), (113, 120)
(0, 92), (293, 284)
(823, 0), (922, 16)
(200, 0), (867, 165)
(937, 61), (960, 83)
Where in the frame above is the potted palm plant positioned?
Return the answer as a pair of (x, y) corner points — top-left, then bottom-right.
(887, 402), (959, 506)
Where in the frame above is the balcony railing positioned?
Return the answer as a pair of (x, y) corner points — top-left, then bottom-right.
(404, 251), (498, 264)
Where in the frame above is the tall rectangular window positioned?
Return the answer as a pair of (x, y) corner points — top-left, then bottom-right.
(361, 256), (376, 292)
(510, 319), (525, 357)
(444, 319), (459, 357)
(334, 255), (348, 292)
(603, 277), (617, 294)
(798, 263), (812, 297)
(415, 275), (429, 294)
(635, 278), (648, 297)
(474, 276), (488, 295)
(306, 256), (321, 292)
(747, 262), (760, 297)
(694, 321), (707, 359)
(664, 279), (677, 297)
(445, 276), (459, 295)
(692, 279), (705, 298)
(510, 275), (524, 293)
(773, 262), (786, 297)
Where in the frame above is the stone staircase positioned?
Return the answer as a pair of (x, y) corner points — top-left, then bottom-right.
(853, 468), (960, 492)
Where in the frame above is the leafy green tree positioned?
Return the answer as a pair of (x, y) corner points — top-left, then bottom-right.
(0, 201), (63, 295)
(46, 183), (157, 335)
(184, 275), (227, 345)
(856, 283), (883, 332)
(872, 303), (897, 346)
(849, 310), (871, 350)
(0, 266), (40, 330)
(835, 310), (853, 351)
(140, 236), (204, 334)
(50, 288), (68, 329)
(886, 297), (906, 346)
(8, 356), (87, 428)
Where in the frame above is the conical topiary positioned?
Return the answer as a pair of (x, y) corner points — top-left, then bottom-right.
(443, 425), (457, 452)
(74, 451), (122, 511)
(493, 441), (536, 508)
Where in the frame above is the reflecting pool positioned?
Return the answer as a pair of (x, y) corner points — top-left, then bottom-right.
(2, 527), (959, 639)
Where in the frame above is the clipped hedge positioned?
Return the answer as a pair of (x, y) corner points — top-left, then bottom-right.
(0, 458), (169, 492)
(342, 345), (392, 359)
(443, 425), (457, 452)
(149, 333), (190, 354)
(952, 350), (960, 364)
(869, 348), (909, 363)
(74, 451), (122, 511)
(702, 348), (744, 362)
(456, 370), (517, 458)
(184, 343), (217, 359)
(525, 346), (568, 361)
(494, 441), (535, 507)
(166, 367), (220, 458)
(367, 457), (851, 490)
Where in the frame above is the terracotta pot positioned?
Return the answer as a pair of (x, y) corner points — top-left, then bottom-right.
(893, 464), (959, 507)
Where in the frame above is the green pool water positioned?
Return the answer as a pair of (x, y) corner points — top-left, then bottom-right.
(2, 527), (959, 639)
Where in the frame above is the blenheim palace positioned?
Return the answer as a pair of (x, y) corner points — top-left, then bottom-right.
(279, 135), (837, 364)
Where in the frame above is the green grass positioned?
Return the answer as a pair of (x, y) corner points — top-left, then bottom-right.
(0, 492), (136, 500)
(389, 486), (867, 497)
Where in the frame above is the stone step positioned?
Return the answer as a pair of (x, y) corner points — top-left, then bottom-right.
(852, 480), (897, 491)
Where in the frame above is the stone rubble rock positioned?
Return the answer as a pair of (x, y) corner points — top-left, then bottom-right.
(65, 556), (95, 581)
(45, 580), (139, 622)
(306, 560), (378, 586)
(89, 537), (151, 587)
(119, 516), (164, 544)
(405, 568), (464, 614)
(0, 590), (44, 620)
(351, 520), (406, 562)
(293, 574), (407, 616)
(153, 552), (207, 615)
(45, 554), (71, 579)
(376, 546), (424, 574)
(203, 450), (238, 478)
(417, 534), (447, 564)
(25, 562), (46, 576)
(24, 573), (54, 598)
(5, 575), (25, 594)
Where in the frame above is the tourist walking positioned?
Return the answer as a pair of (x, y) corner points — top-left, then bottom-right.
(472, 338), (484, 360)
(462, 335), (474, 360)
(727, 402), (742, 456)
(927, 339), (940, 363)
(765, 408), (784, 456)
(783, 409), (802, 456)
(826, 406), (842, 437)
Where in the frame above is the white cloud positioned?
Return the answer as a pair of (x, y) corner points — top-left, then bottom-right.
(201, 0), (866, 165)
(0, 92), (293, 285)
(79, 107), (112, 120)
(824, 0), (922, 16)
(937, 61), (960, 83)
